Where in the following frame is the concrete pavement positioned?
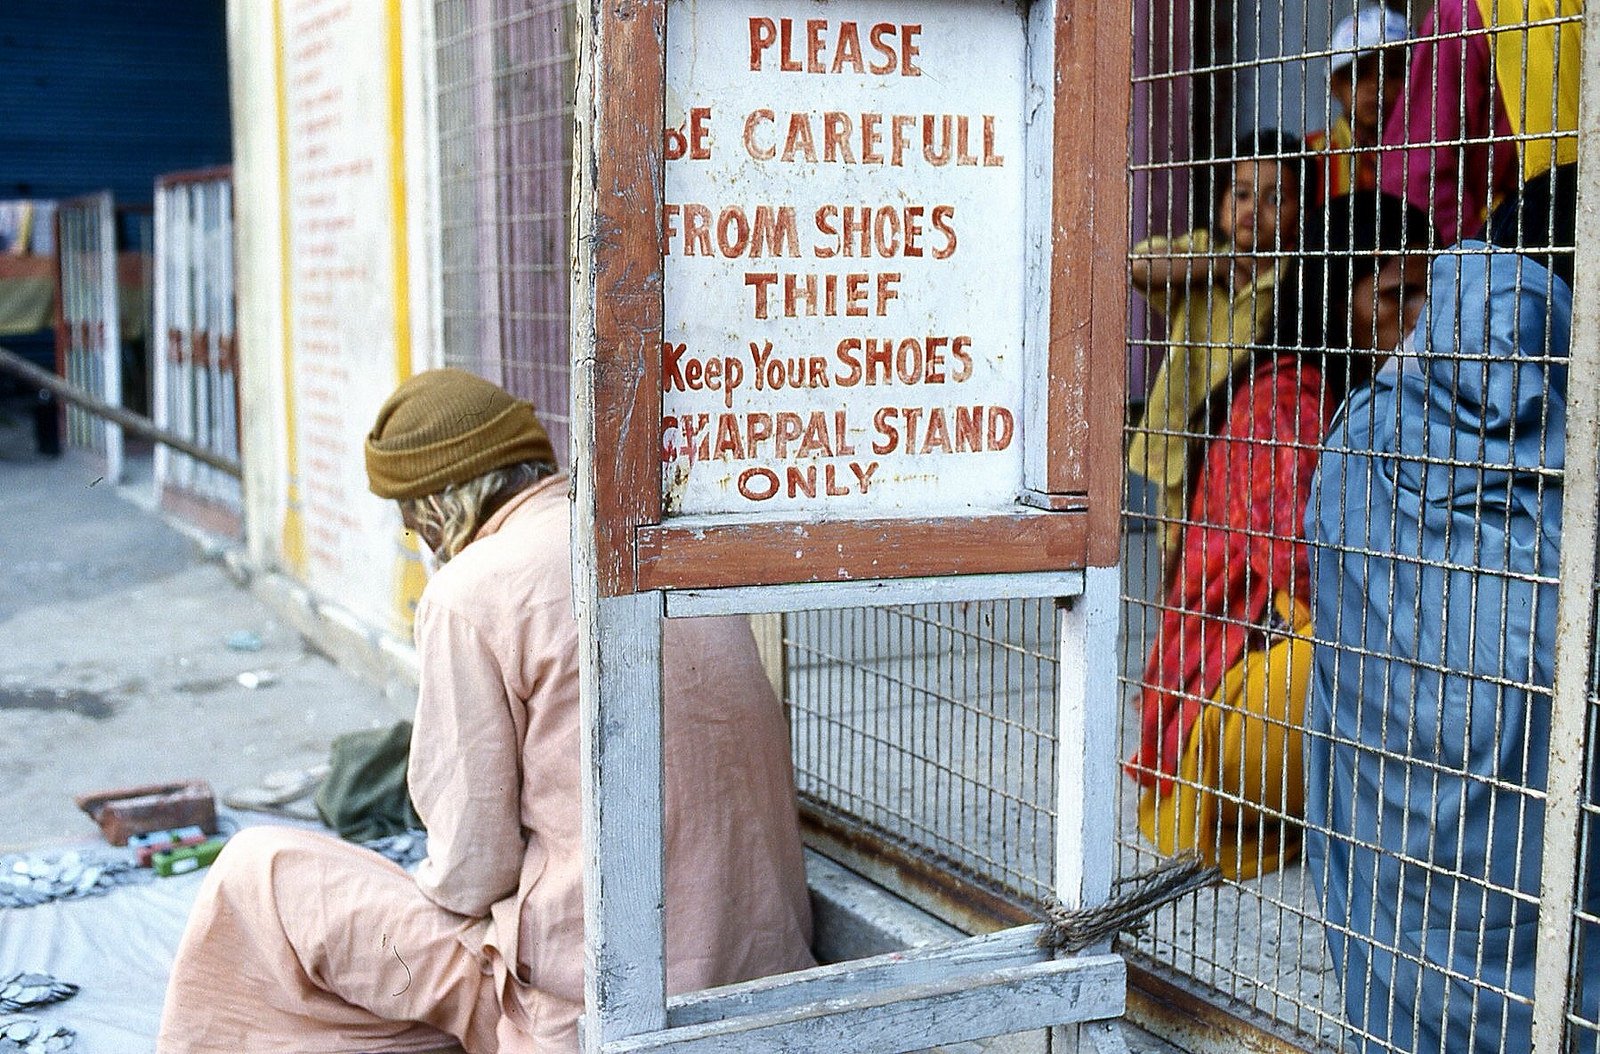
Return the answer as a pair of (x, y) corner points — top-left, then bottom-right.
(0, 406), (412, 850)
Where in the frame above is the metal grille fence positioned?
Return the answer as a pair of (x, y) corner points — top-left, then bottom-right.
(429, 0), (1066, 939)
(434, 0), (573, 461)
(429, 0), (1065, 930)
(1558, 474), (1600, 1050)
(152, 169), (240, 520)
(785, 600), (1060, 916)
(1121, 2), (1590, 1052)
(54, 193), (122, 483)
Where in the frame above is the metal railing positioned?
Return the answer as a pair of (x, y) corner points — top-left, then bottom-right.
(152, 168), (242, 518)
(54, 193), (122, 482)
(0, 344), (240, 477)
(1120, 1), (1592, 1051)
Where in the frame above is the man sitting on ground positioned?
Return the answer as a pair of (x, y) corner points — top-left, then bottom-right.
(158, 369), (814, 1054)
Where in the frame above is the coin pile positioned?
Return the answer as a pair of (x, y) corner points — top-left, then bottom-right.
(0, 848), (148, 909)
(0, 975), (76, 1014)
(0, 974), (78, 1054)
(0, 1018), (74, 1053)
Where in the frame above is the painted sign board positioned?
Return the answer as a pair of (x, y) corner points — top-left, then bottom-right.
(574, 0), (1126, 596)
(662, 0), (1027, 519)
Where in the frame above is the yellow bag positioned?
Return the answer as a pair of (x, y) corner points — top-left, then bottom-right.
(1137, 592), (1312, 881)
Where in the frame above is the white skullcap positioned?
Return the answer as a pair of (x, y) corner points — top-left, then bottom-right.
(1330, 6), (1411, 72)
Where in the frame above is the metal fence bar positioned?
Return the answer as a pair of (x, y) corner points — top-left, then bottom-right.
(219, 180), (241, 494)
(1532, 0), (1600, 1043)
(152, 183), (171, 492)
(192, 184), (214, 498)
(61, 205), (82, 451)
(54, 193), (124, 483)
(0, 345), (240, 477)
(59, 207), (81, 450)
(173, 185), (193, 493)
(95, 193), (122, 484)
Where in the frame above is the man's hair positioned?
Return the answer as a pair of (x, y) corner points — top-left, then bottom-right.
(1323, 188), (1428, 252)
(401, 459), (556, 563)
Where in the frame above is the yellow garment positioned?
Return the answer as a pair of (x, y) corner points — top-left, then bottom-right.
(1128, 229), (1278, 554)
(1137, 592), (1311, 881)
(1477, 0), (1583, 182)
(11, 203), (33, 257)
(1305, 117), (1354, 202)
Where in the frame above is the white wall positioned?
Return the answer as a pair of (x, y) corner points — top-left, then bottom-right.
(228, 0), (439, 642)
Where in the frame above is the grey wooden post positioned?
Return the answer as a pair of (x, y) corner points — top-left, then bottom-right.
(1053, 565), (1123, 1054)
(575, 589), (668, 1050)
(1529, 4), (1600, 1045)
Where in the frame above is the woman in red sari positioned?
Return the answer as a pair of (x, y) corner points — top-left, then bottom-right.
(1128, 192), (1430, 880)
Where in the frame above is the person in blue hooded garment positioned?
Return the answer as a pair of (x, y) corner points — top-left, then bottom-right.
(1304, 246), (1584, 1053)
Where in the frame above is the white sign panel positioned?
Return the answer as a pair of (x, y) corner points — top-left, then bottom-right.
(663, 0), (1028, 519)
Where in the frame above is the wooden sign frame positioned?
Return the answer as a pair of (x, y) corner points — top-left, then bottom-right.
(574, 0), (1128, 600)
(571, 1), (1131, 1052)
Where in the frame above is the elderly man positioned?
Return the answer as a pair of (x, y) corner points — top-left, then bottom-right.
(158, 369), (814, 1053)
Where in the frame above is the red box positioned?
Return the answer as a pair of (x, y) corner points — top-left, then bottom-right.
(74, 781), (217, 846)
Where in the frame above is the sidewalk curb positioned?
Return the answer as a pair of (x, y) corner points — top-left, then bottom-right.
(243, 564), (421, 697)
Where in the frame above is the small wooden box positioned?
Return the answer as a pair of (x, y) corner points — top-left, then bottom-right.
(74, 780), (218, 846)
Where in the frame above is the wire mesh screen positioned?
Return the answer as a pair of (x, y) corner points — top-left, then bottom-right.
(785, 600), (1059, 912)
(425, 0), (1600, 1048)
(1121, 1), (1584, 1051)
(429, 0), (1067, 926)
(434, 0), (573, 461)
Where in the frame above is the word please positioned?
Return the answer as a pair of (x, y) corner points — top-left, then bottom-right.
(749, 18), (921, 76)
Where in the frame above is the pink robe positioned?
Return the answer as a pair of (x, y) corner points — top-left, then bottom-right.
(158, 474), (815, 1053)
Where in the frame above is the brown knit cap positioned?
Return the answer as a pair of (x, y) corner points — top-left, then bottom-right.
(364, 369), (556, 500)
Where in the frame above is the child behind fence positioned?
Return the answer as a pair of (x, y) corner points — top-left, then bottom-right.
(1127, 131), (1303, 568)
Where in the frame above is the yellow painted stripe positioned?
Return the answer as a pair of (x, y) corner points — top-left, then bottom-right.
(273, 0), (306, 573)
(387, 0), (422, 633)
(387, 0), (412, 381)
